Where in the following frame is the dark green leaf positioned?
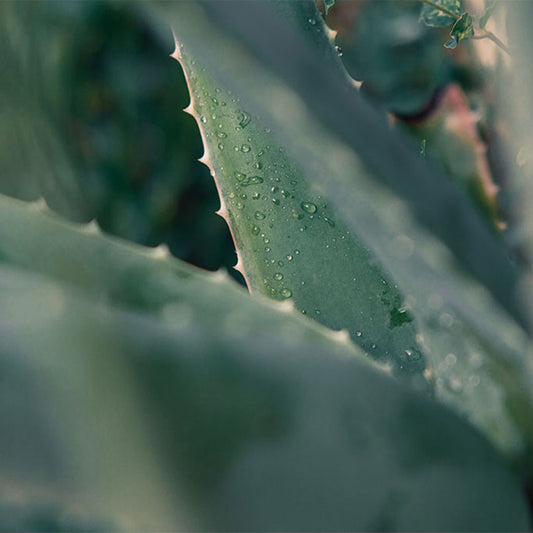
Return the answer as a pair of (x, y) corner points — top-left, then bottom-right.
(444, 36), (458, 48)
(324, 0), (336, 14)
(420, 0), (462, 27)
(450, 12), (474, 42)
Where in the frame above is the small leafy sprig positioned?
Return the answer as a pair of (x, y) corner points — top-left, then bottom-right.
(419, 0), (509, 54)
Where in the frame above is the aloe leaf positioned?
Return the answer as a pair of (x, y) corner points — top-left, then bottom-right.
(0, 193), (361, 360)
(419, 0), (462, 28)
(157, 1), (533, 469)
(1, 266), (530, 531)
(172, 5), (431, 390)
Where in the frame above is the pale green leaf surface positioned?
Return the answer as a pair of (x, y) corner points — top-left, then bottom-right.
(158, 1), (533, 469)
(0, 265), (530, 531)
(0, 194), (361, 361)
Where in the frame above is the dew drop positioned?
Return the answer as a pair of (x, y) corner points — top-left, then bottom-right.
(280, 288), (292, 298)
(251, 225), (261, 235)
(263, 237), (270, 244)
(356, 331), (362, 337)
(255, 211), (266, 220)
(272, 198), (280, 206)
(294, 249), (300, 255)
(217, 131), (227, 139)
(301, 202), (317, 214)
(278, 260), (284, 266)
(324, 216), (336, 227)
(286, 255), (293, 261)
(234, 171), (246, 181)
(445, 353), (457, 366)
(252, 192), (261, 200)
(468, 374), (480, 387)
(271, 186), (279, 194)
(239, 111), (251, 128)
(200, 116), (207, 123)
(241, 175), (264, 187)
(308, 18), (316, 25)
(265, 246), (271, 252)
(236, 201), (244, 210)
(299, 226), (307, 232)
(253, 162), (263, 170)
(241, 144), (251, 153)
(218, 143), (224, 150)
(273, 272), (284, 281)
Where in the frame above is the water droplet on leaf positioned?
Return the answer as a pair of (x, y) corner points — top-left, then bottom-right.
(301, 202), (317, 214)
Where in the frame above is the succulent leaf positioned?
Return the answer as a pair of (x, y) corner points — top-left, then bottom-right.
(0, 264), (530, 531)
(0, 193), (362, 360)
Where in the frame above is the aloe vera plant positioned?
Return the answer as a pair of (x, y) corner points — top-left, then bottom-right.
(1, 0), (532, 530)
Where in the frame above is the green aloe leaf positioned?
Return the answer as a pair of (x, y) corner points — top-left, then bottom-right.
(172, 3), (431, 391)
(157, 1), (533, 470)
(1, 264), (530, 531)
(420, 0), (462, 28)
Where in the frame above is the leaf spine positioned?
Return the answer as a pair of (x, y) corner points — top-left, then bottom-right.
(82, 219), (100, 235)
(29, 197), (49, 212)
(211, 268), (230, 283)
(150, 243), (171, 259)
(277, 299), (295, 313)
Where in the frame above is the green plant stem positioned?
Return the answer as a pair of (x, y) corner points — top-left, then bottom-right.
(473, 28), (511, 55)
(420, 0), (459, 20)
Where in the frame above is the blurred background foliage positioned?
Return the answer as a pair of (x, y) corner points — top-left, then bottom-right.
(1, 1), (239, 277)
